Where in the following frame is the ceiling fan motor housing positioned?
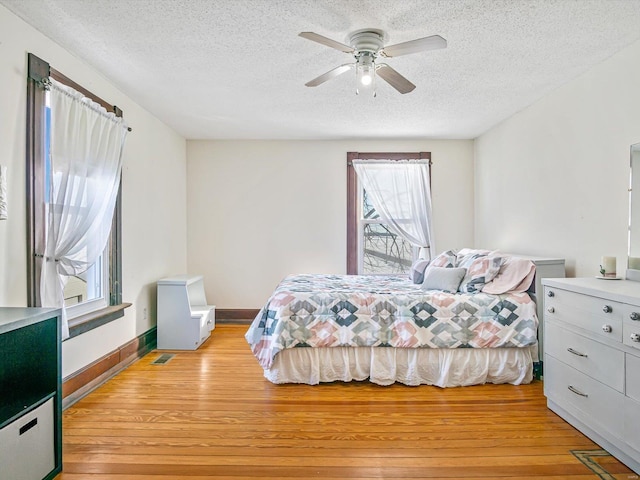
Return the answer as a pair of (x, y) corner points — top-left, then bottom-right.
(348, 29), (386, 54)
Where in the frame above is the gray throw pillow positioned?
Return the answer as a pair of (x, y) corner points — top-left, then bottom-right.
(421, 267), (467, 293)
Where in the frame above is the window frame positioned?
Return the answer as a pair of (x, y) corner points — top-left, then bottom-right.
(346, 151), (431, 275)
(26, 53), (127, 338)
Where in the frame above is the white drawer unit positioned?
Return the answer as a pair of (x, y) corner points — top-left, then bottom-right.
(0, 398), (55, 480)
(626, 354), (640, 451)
(622, 304), (640, 351)
(542, 277), (640, 474)
(545, 322), (624, 392)
(624, 396), (640, 452)
(627, 353), (640, 402)
(624, 321), (640, 351)
(545, 287), (623, 342)
(544, 356), (625, 438)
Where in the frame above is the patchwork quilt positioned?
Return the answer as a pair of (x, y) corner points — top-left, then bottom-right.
(245, 274), (538, 369)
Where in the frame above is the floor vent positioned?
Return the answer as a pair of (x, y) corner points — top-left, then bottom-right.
(571, 449), (624, 478)
(151, 353), (175, 365)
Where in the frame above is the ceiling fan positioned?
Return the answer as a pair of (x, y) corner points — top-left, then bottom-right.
(299, 29), (447, 95)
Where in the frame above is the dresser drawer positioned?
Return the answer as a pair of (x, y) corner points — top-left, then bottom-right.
(544, 287), (622, 341)
(544, 356), (624, 438)
(624, 396), (640, 453)
(627, 353), (640, 402)
(620, 303), (640, 323)
(545, 322), (624, 392)
(623, 320), (640, 352)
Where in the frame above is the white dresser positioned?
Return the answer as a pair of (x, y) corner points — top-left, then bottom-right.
(542, 277), (640, 473)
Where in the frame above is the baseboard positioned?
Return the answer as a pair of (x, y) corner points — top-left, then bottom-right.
(216, 308), (259, 321)
(62, 327), (157, 409)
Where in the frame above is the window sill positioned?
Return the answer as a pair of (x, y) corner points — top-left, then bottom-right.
(66, 302), (132, 340)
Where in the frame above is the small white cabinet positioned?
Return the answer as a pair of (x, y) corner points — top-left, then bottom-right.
(542, 277), (640, 474)
(157, 275), (215, 350)
(0, 307), (62, 480)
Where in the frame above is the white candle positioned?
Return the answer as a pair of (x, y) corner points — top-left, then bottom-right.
(630, 257), (640, 270)
(602, 256), (616, 277)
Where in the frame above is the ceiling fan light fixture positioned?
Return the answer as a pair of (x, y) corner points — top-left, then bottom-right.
(359, 69), (373, 86)
(356, 52), (376, 96)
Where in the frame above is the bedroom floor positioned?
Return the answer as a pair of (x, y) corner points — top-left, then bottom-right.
(56, 324), (637, 479)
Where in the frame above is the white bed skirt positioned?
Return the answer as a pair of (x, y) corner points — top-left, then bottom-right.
(264, 345), (538, 387)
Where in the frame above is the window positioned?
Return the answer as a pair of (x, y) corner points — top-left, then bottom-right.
(360, 189), (415, 274)
(346, 152), (431, 275)
(26, 53), (127, 337)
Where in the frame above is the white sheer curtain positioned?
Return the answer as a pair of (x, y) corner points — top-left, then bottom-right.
(40, 79), (128, 339)
(352, 159), (434, 260)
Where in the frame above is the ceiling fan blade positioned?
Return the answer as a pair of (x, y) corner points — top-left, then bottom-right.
(305, 64), (354, 87)
(380, 35), (447, 58)
(299, 32), (354, 54)
(376, 64), (416, 94)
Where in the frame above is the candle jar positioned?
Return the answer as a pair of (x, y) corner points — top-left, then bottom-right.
(601, 256), (616, 278)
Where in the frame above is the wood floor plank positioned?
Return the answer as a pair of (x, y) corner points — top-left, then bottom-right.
(61, 434), (597, 449)
(57, 462), (604, 477)
(57, 476), (603, 480)
(62, 444), (601, 460)
(56, 324), (636, 479)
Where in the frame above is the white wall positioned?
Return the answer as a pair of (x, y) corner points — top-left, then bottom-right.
(0, 6), (188, 378)
(475, 39), (640, 277)
(187, 139), (474, 309)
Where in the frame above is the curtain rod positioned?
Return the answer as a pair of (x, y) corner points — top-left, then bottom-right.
(348, 158), (433, 166)
(27, 53), (133, 132)
(51, 69), (133, 132)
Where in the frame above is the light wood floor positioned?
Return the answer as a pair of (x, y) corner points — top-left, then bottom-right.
(57, 324), (636, 479)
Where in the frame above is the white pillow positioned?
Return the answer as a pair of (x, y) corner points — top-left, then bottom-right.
(482, 258), (536, 294)
(421, 267), (467, 293)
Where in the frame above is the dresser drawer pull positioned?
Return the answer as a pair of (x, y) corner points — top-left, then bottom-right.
(568, 385), (588, 398)
(602, 305), (612, 314)
(631, 312), (640, 321)
(547, 290), (555, 297)
(602, 324), (612, 333)
(547, 307), (555, 314)
(567, 347), (588, 357)
(631, 333), (640, 343)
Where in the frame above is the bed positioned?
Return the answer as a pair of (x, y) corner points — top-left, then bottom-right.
(245, 252), (565, 387)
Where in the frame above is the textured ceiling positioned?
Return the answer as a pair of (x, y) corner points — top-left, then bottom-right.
(3, 0), (640, 140)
